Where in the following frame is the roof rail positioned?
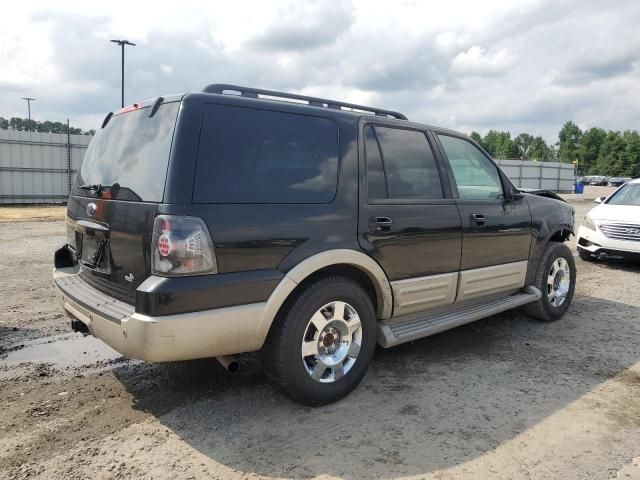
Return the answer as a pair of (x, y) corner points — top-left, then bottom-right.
(202, 84), (408, 120)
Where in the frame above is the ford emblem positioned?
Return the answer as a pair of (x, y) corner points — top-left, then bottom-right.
(86, 202), (97, 217)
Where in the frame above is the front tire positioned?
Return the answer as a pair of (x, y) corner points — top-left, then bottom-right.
(521, 242), (576, 322)
(261, 276), (376, 406)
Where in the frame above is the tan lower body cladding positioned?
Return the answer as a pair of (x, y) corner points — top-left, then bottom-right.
(391, 261), (528, 317)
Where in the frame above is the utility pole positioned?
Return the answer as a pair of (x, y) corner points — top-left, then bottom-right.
(21, 97), (36, 131)
(110, 39), (136, 108)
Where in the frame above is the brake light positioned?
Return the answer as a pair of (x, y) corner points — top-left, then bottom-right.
(151, 215), (217, 276)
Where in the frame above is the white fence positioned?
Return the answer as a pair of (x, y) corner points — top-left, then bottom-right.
(0, 130), (91, 204)
(496, 159), (575, 193)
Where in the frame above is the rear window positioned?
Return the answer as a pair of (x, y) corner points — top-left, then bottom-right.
(193, 105), (339, 204)
(74, 102), (180, 202)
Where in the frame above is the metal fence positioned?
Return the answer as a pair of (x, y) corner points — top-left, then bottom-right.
(496, 159), (575, 193)
(0, 130), (91, 204)
(0, 133), (576, 204)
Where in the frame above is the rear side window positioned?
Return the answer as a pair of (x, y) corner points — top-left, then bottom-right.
(365, 125), (443, 200)
(193, 105), (339, 204)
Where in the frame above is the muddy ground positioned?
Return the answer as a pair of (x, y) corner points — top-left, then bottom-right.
(1, 198), (639, 480)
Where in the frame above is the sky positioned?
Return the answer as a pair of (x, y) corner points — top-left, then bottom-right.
(1, 0), (639, 142)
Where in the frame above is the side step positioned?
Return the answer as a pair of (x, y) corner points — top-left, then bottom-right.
(377, 286), (541, 348)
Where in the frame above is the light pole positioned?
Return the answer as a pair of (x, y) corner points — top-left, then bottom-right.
(21, 97), (36, 131)
(110, 39), (136, 108)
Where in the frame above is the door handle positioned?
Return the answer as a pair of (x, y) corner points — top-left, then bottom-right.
(369, 216), (393, 233)
(470, 213), (486, 226)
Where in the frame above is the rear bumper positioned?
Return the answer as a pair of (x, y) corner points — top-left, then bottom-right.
(577, 225), (640, 257)
(54, 266), (267, 362)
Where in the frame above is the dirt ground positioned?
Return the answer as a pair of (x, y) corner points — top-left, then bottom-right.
(1, 197), (639, 480)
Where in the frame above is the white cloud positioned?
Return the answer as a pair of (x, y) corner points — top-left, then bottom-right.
(450, 46), (515, 76)
(1, 0), (639, 143)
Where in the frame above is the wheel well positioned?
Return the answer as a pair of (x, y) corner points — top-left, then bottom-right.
(549, 228), (572, 243)
(271, 264), (379, 331)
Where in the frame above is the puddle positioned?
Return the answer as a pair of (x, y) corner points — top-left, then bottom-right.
(1, 333), (125, 371)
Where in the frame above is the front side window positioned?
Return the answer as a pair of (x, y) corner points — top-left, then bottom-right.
(193, 105), (339, 204)
(438, 135), (504, 200)
(365, 125), (443, 200)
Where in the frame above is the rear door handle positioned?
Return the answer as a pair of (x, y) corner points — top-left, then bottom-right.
(471, 213), (486, 226)
(369, 216), (393, 233)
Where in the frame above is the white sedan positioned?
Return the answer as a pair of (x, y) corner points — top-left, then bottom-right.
(577, 178), (640, 260)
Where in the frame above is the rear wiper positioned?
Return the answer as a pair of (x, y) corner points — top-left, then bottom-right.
(78, 183), (103, 193)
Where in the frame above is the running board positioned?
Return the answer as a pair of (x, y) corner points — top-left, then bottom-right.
(377, 286), (541, 348)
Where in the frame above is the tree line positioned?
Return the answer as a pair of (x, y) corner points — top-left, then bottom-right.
(0, 117), (95, 136)
(470, 121), (640, 177)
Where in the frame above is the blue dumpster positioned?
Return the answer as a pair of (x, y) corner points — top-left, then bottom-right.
(574, 182), (585, 194)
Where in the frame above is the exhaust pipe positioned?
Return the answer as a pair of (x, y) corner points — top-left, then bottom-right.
(216, 355), (239, 373)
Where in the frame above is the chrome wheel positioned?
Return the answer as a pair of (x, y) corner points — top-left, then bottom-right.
(301, 301), (362, 383)
(547, 257), (571, 307)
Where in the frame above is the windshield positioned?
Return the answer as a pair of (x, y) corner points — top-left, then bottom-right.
(74, 101), (180, 202)
(606, 183), (640, 206)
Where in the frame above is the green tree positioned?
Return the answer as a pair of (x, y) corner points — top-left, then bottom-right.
(594, 131), (625, 175)
(514, 133), (535, 159)
(621, 130), (640, 177)
(578, 127), (606, 174)
(483, 130), (518, 159)
(557, 121), (582, 163)
(0, 117), (92, 135)
(469, 131), (484, 148)
(528, 136), (553, 161)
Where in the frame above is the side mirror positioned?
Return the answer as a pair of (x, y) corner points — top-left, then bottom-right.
(594, 196), (604, 203)
(510, 189), (524, 201)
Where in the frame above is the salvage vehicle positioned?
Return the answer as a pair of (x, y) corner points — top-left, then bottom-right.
(53, 85), (576, 405)
(577, 178), (640, 260)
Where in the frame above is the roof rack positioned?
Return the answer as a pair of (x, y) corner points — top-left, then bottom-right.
(202, 84), (408, 120)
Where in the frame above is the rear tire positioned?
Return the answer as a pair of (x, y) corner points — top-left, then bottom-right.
(261, 276), (376, 406)
(521, 242), (576, 322)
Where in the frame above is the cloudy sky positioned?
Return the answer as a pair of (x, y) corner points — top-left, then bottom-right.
(1, 0), (639, 141)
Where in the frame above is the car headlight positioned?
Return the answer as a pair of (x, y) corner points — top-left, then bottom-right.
(582, 214), (596, 231)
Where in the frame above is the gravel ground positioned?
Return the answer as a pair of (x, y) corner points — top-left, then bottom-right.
(1, 199), (639, 480)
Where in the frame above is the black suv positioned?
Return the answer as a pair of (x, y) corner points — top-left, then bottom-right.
(54, 84), (576, 405)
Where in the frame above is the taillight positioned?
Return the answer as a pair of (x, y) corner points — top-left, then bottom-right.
(151, 215), (217, 276)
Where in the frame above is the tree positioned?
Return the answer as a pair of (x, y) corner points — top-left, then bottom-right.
(482, 130), (519, 159)
(579, 127), (606, 174)
(528, 136), (554, 161)
(594, 131), (625, 175)
(557, 121), (582, 163)
(514, 133), (535, 159)
(0, 117), (93, 135)
(469, 131), (484, 148)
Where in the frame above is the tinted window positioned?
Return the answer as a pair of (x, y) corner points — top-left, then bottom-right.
(364, 125), (387, 199)
(438, 135), (503, 200)
(367, 126), (443, 199)
(193, 105), (338, 203)
(75, 102), (179, 202)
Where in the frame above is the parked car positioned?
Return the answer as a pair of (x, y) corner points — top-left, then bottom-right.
(589, 176), (609, 186)
(607, 177), (631, 187)
(53, 84), (576, 405)
(577, 178), (640, 260)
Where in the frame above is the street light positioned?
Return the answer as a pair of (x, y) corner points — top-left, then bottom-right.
(110, 39), (136, 108)
(21, 97), (36, 131)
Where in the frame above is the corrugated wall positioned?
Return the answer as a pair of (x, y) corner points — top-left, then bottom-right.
(0, 130), (91, 204)
(0, 133), (576, 204)
(496, 159), (575, 193)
